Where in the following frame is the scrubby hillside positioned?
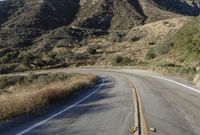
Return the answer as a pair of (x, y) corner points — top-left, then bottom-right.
(0, 0), (79, 48)
(0, 0), (25, 25)
(143, 15), (200, 67)
(152, 0), (200, 16)
(0, 0), (200, 74)
(140, 16), (200, 81)
(1, 0), (200, 50)
(174, 16), (200, 64)
(73, 0), (146, 30)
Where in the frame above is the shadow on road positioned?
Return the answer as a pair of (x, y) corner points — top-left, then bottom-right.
(0, 76), (116, 135)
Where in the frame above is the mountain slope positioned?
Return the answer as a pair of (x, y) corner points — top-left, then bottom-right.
(0, 0), (200, 73)
(0, 0), (25, 25)
(1, 0), (200, 50)
(73, 0), (146, 30)
(174, 16), (200, 64)
(0, 0), (79, 48)
(152, 0), (200, 16)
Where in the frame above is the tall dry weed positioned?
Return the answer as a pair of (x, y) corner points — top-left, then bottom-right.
(0, 75), (97, 121)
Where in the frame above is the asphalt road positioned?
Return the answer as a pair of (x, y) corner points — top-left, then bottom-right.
(0, 69), (200, 135)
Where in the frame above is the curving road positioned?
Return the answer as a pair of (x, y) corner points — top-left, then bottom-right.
(0, 68), (200, 135)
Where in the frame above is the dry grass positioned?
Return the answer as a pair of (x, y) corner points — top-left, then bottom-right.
(0, 75), (97, 121)
(72, 17), (191, 66)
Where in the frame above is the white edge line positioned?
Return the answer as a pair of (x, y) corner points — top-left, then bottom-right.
(144, 74), (200, 94)
(118, 70), (200, 93)
(16, 76), (105, 135)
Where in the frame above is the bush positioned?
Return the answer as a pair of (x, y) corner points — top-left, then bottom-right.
(174, 17), (200, 62)
(176, 67), (197, 75)
(0, 76), (25, 90)
(55, 49), (72, 60)
(156, 61), (177, 68)
(154, 37), (174, 56)
(145, 48), (156, 60)
(112, 56), (132, 65)
(20, 52), (35, 67)
(145, 36), (173, 60)
(0, 73), (73, 91)
(73, 53), (88, 61)
(154, 43), (173, 55)
(0, 64), (17, 74)
(108, 32), (125, 42)
(47, 52), (56, 59)
(113, 56), (123, 64)
(0, 51), (19, 64)
(87, 47), (97, 55)
(0, 74), (97, 121)
(34, 58), (45, 68)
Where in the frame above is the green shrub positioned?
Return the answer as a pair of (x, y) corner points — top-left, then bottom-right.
(145, 36), (173, 60)
(174, 17), (200, 62)
(113, 56), (123, 64)
(154, 43), (172, 55)
(112, 56), (132, 65)
(175, 67), (197, 75)
(73, 53), (88, 61)
(156, 61), (177, 68)
(0, 64), (17, 74)
(0, 76), (25, 90)
(145, 48), (156, 60)
(34, 58), (45, 67)
(87, 47), (97, 55)
(20, 52), (35, 67)
(55, 50), (72, 61)
(0, 51), (19, 64)
(154, 37), (174, 56)
(108, 32), (125, 42)
(47, 52), (56, 59)
(0, 73), (74, 91)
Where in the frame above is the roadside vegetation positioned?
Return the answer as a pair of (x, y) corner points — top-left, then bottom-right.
(141, 17), (200, 81)
(0, 73), (98, 121)
(150, 61), (198, 80)
(145, 36), (174, 60)
(174, 16), (200, 63)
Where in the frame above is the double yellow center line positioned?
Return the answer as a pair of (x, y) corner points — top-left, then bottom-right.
(127, 79), (150, 135)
